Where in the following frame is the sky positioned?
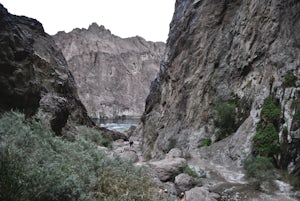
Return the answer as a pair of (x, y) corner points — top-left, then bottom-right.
(0, 0), (176, 42)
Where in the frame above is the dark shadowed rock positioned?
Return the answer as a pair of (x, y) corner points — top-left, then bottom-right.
(53, 24), (165, 118)
(0, 4), (93, 134)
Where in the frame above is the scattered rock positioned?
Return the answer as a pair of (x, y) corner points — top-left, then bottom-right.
(186, 187), (219, 201)
(166, 148), (183, 159)
(117, 150), (139, 163)
(149, 158), (186, 182)
(175, 173), (197, 193)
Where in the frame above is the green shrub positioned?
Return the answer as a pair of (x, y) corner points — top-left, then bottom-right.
(0, 111), (158, 201)
(198, 138), (212, 148)
(183, 165), (198, 178)
(166, 138), (177, 152)
(296, 110), (300, 122)
(261, 97), (281, 123)
(214, 101), (237, 139)
(243, 156), (275, 183)
(75, 126), (113, 148)
(283, 71), (297, 87)
(253, 123), (279, 156)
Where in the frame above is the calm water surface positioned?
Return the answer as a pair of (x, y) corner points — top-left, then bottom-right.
(94, 118), (140, 132)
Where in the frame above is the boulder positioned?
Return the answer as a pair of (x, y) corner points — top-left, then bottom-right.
(165, 148), (183, 159)
(117, 150), (139, 163)
(148, 158), (186, 182)
(185, 187), (220, 201)
(175, 173), (197, 193)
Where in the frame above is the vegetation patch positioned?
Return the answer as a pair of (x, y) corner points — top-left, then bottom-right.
(75, 125), (113, 148)
(283, 71), (297, 88)
(260, 97), (281, 124)
(253, 97), (281, 157)
(243, 156), (276, 185)
(253, 123), (279, 157)
(197, 138), (212, 148)
(213, 100), (238, 140)
(183, 165), (199, 178)
(166, 138), (177, 153)
(0, 111), (158, 201)
(296, 110), (300, 122)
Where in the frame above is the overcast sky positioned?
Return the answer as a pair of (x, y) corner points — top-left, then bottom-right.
(1, 0), (176, 42)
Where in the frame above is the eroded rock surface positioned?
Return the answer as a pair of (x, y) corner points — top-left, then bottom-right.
(140, 0), (300, 200)
(53, 23), (165, 118)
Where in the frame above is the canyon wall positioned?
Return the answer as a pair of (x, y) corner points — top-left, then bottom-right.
(141, 0), (300, 176)
(53, 24), (165, 118)
(0, 4), (93, 134)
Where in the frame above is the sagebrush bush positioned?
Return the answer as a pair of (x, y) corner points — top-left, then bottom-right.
(260, 97), (281, 124)
(283, 71), (297, 87)
(253, 123), (279, 156)
(0, 111), (158, 201)
(75, 125), (113, 148)
(197, 138), (211, 148)
(214, 101), (237, 140)
(243, 156), (276, 184)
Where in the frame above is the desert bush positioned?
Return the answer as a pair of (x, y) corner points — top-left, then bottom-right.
(261, 97), (281, 124)
(243, 156), (276, 184)
(283, 71), (297, 87)
(75, 125), (113, 148)
(296, 110), (300, 122)
(253, 123), (279, 157)
(0, 111), (157, 201)
(214, 101), (237, 139)
(183, 165), (198, 178)
(197, 138), (212, 148)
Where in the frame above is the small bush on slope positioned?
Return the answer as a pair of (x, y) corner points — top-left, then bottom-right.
(214, 101), (237, 140)
(0, 111), (158, 201)
(243, 156), (276, 188)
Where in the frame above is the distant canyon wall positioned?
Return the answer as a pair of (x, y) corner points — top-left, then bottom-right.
(53, 23), (165, 118)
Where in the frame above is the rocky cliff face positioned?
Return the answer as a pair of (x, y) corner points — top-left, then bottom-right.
(53, 24), (165, 118)
(141, 0), (299, 189)
(0, 4), (93, 134)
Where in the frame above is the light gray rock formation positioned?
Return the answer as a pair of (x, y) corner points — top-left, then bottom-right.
(140, 0), (300, 199)
(53, 23), (165, 118)
(141, 0), (299, 173)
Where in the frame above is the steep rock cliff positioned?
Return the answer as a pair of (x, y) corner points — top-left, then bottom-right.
(53, 24), (165, 118)
(0, 4), (93, 134)
(142, 0), (300, 179)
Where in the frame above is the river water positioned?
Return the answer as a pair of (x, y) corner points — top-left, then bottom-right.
(94, 118), (140, 132)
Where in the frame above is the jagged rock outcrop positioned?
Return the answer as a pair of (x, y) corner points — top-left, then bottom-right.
(0, 4), (93, 134)
(141, 0), (300, 197)
(53, 23), (165, 118)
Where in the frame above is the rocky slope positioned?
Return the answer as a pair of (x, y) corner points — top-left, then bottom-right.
(53, 24), (165, 118)
(0, 4), (93, 134)
(140, 0), (300, 199)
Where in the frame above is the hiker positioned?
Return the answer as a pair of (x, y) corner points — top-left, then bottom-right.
(129, 140), (133, 147)
(179, 192), (187, 201)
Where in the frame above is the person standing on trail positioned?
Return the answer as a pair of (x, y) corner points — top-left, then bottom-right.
(129, 140), (133, 147)
(179, 192), (187, 201)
